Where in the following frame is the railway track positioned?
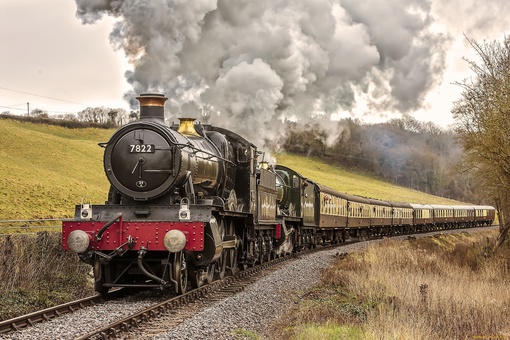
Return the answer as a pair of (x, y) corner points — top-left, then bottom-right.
(75, 253), (295, 339)
(0, 247), (303, 339)
(0, 226), (497, 339)
(0, 295), (102, 334)
(5, 229), (354, 340)
(0, 289), (129, 335)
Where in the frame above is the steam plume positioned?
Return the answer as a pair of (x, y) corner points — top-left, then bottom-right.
(75, 0), (451, 146)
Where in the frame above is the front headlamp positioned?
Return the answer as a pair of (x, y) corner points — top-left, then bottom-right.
(164, 229), (187, 252)
(67, 230), (91, 253)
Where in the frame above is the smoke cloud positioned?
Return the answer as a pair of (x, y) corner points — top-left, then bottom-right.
(75, 0), (452, 146)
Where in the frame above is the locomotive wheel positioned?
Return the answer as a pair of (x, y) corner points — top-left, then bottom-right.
(215, 252), (227, 280)
(225, 220), (239, 276)
(257, 236), (265, 264)
(206, 263), (215, 284)
(93, 257), (109, 298)
(173, 251), (188, 294)
(261, 235), (269, 263)
(215, 220), (227, 280)
(265, 234), (272, 262)
(193, 270), (203, 288)
(227, 190), (237, 211)
(228, 247), (241, 274)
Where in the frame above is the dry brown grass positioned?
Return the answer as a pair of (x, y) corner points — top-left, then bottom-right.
(273, 229), (510, 340)
(0, 232), (93, 320)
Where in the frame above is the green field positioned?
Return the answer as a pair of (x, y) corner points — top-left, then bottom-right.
(0, 119), (113, 220)
(0, 119), (461, 221)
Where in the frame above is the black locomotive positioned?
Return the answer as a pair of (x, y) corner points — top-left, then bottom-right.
(62, 93), (496, 296)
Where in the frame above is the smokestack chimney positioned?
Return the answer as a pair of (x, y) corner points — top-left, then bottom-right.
(136, 93), (168, 123)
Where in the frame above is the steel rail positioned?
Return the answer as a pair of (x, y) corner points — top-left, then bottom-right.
(0, 295), (103, 334)
(75, 226), (499, 339)
(0, 225), (496, 338)
(74, 255), (294, 340)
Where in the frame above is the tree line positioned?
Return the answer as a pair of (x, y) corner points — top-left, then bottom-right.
(1, 106), (139, 128)
(274, 115), (477, 203)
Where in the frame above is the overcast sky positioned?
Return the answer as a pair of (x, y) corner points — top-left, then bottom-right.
(1, 0), (509, 133)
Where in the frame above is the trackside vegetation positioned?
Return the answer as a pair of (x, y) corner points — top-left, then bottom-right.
(271, 229), (509, 339)
(0, 232), (93, 320)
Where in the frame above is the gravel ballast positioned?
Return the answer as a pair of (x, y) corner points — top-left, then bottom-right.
(0, 228), (493, 340)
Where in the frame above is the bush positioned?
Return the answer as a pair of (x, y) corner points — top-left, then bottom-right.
(272, 229), (510, 339)
(0, 232), (93, 320)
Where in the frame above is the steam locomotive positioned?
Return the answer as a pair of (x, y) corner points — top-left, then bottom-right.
(62, 93), (496, 296)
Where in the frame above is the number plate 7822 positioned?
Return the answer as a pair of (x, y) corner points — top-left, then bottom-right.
(129, 144), (155, 153)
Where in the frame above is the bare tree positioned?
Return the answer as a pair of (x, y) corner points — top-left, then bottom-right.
(30, 108), (48, 118)
(452, 36), (510, 250)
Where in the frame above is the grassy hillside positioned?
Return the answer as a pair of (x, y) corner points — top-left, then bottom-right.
(0, 119), (113, 219)
(0, 119), (462, 221)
